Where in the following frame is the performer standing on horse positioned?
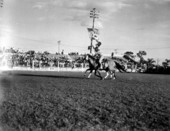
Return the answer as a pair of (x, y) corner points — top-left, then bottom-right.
(91, 36), (103, 69)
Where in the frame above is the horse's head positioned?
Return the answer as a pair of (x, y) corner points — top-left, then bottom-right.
(81, 54), (89, 61)
(85, 54), (89, 61)
(85, 54), (96, 62)
(85, 54), (100, 67)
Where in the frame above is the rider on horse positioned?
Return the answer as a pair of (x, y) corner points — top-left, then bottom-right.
(92, 40), (103, 69)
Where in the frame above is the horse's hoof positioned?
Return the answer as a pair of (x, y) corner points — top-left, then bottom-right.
(112, 77), (116, 80)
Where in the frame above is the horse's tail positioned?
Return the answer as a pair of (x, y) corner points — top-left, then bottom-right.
(115, 61), (126, 72)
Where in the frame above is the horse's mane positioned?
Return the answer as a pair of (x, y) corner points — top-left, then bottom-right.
(87, 54), (96, 61)
(86, 54), (97, 68)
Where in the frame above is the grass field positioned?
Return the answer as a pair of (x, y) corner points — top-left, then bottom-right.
(0, 71), (170, 131)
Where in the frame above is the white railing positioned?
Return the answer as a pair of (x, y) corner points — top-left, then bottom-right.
(0, 66), (88, 72)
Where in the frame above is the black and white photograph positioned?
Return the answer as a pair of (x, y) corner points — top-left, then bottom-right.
(0, 0), (170, 130)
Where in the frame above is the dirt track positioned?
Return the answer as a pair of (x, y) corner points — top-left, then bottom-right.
(0, 71), (170, 130)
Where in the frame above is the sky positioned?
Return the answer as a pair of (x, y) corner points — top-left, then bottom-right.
(0, 0), (170, 61)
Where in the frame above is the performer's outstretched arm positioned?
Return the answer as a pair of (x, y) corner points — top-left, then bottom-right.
(92, 44), (95, 50)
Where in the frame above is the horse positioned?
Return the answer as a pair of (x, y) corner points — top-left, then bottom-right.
(84, 55), (126, 80)
(83, 54), (103, 80)
(101, 58), (126, 80)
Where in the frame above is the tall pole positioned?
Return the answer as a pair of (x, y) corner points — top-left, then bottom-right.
(89, 8), (99, 53)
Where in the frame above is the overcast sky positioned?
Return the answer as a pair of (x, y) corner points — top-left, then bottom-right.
(0, 0), (170, 60)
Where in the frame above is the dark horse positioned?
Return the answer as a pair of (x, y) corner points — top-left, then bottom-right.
(84, 54), (126, 80)
(84, 54), (103, 80)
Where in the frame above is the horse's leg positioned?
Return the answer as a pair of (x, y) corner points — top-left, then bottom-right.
(104, 71), (109, 79)
(97, 70), (103, 79)
(84, 68), (91, 77)
(112, 71), (116, 80)
(94, 70), (99, 79)
(84, 69), (88, 77)
(94, 70), (103, 80)
(87, 70), (93, 78)
(110, 71), (113, 79)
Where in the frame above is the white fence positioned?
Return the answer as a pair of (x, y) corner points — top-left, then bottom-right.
(0, 66), (88, 72)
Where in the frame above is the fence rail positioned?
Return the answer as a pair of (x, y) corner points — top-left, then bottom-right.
(0, 66), (88, 72)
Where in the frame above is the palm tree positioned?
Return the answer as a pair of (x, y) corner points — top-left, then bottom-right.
(124, 51), (135, 59)
(123, 51), (138, 72)
(162, 59), (170, 69)
(137, 51), (147, 68)
(146, 58), (156, 69)
(137, 51), (146, 61)
(43, 51), (50, 56)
